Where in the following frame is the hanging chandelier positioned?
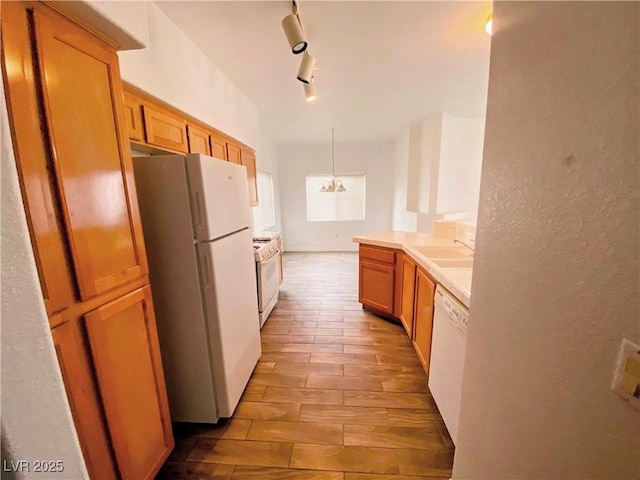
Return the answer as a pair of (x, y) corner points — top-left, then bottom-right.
(320, 128), (346, 193)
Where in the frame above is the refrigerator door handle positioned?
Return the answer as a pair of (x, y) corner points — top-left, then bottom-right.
(202, 253), (211, 288)
(194, 191), (204, 230)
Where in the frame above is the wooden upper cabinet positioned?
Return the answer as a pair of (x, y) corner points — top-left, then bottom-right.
(210, 133), (228, 161)
(400, 254), (417, 339)
(2, 1), (76, 316)
(226, 142), (242, 165)
(33, 6), (148, 301)
(2, 2), (148, 306)
(413, 267), (436, 373)
(142, 105), (188, 153)
(123, 92), (144, 142)
(51, 318), (118, 480)
(241, 148), (258, 206)
(84, 286), (173, 480)
(187, 124), (211, 156)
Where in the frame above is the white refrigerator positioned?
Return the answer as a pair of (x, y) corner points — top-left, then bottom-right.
(132, 153), (261, 423)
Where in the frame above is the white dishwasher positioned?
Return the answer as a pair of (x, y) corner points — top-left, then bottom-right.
(428, 284), (469, 446)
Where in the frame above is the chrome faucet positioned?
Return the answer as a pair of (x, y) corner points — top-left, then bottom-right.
(454, 239), (475, 257)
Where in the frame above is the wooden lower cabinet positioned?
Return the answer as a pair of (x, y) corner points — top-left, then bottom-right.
(413, 267), (436, 373)
(51, 285), (174, 479)
(358, 245), (401, 318)
(358, 244), (437, 376)
(359, 260), (396, 315)
(84, 286), (173, 480)
(399, 254), (417, 339)
(51, 319), (118, 480)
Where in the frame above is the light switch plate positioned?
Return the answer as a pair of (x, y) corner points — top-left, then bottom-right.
(611, 338), (640, 410)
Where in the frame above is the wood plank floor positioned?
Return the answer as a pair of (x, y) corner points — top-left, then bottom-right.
(157, 252), (453, 480)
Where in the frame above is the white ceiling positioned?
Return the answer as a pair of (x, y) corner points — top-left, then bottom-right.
(156, 1), (492, 143)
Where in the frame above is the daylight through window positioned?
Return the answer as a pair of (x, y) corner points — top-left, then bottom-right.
(306, 174), (366, 222)
(252, 170), (275, 230)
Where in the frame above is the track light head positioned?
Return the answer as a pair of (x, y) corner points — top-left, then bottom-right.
(304, 80), (317, 103)
(297, 51), (316, 84)
(282, 13), (307, 54)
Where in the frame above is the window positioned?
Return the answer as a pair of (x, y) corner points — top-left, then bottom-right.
(306, 174), (366, 222)
(251, 170), (275, 230)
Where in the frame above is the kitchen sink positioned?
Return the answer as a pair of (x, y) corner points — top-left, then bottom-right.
(413, 247), (470, 259)
(431, 258), (474, 268)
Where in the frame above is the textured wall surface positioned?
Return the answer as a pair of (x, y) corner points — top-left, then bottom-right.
(1, 77), (87, 479)
(453, 2), (639, 478)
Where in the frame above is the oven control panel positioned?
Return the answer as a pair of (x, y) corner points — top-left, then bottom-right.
(253, 238), (279, 262)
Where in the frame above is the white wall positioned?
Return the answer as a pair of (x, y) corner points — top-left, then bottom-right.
(117, 2), (261, 150)
(279, 141), (395, 251)
(1, 79), (87, 479)
(58, 0), (149, 50)
(391, 113), (485, 232)
(252, 131), (282, 233)
(454, 2), (639, 479)
(114, 2), (282, 229)
(391, 128), (417, 231)
(437, 113), (484, 220)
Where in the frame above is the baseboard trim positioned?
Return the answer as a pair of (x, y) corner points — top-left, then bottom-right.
(283, 247), (358, 253)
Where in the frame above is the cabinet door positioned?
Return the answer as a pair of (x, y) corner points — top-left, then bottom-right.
(187, 124), (212, 156)
(84, 286), (173, 480)
(227, 142), (242, 165)
(400, 254), (417, 339)
(359, 260), (395, 315)
(241, 148), (259, 206)
(1, 1), (76, 316)
(210, 133), (228, 161)
(123, 92), (144, 142)
(142, 104), (188, 153)
(51, 318), (118, 480)
(33, 6), (149, 301)
(413, 268), (436, 373)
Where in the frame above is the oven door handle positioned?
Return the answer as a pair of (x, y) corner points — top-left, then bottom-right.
(261, 249), (280, 264)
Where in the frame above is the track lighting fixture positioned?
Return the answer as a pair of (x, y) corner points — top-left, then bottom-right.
(282, 1), (307, 54)
(281, 1), (319, 102)
(297, 51), (316, 84)
(485, 13), (492, 35)
(304, 79), (317, 103)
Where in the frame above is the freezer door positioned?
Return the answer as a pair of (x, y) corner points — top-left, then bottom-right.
(186, 154), (251, 241)
(197, 228), (261, 417)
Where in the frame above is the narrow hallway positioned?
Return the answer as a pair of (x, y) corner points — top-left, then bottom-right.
(158, 252), (453, 479)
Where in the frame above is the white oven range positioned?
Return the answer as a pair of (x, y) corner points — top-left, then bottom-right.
(252, 237), (280, 327)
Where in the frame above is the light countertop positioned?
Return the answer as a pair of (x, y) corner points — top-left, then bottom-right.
(253, 230), (281, 240)
(353, 231), (473, 309)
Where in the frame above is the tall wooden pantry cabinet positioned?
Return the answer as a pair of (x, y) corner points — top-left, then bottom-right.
(1, 2), (174, 478)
